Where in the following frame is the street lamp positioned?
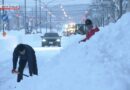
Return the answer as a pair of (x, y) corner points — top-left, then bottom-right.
(38, 0), (58, 33)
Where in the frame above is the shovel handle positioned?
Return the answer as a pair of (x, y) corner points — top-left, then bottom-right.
(13, 71), (29, 77)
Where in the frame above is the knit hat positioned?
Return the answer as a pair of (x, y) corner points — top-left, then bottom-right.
(85, 19), (92, 25)
(17, 44), (25, 52)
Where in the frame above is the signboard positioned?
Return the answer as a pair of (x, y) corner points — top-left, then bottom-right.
(2, 14), (8, 21)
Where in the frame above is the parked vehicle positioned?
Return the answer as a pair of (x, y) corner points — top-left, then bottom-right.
(63, 22), (76, 36)
(75, 24), (87, 35)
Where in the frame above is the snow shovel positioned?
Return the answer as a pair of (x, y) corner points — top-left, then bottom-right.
(13, 71), (29, 77)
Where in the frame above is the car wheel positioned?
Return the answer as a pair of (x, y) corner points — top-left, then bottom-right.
(58, 43), (61, 47)
(42, 42), (45, 47)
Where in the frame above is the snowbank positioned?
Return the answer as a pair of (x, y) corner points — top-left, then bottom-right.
(30, 12), (130, 90)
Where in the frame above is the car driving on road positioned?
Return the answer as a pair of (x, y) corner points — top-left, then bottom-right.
(41, 32), (61, 47)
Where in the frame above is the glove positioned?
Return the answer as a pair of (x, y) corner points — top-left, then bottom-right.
(12, 69), (16, 73)
(79, 40), (82, 43)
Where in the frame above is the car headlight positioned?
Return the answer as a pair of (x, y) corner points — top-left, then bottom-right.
(56, 39), (60, 42)
(42, 39), (46, 42)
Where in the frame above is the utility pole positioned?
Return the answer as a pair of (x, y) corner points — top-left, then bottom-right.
(39, 0), (42, 33)
(127, 0), (130, 12)
(119, 0), (123, 19)
(49, 13), (52, 32)
(39, 0), (57, 33)
(24, 0), (27, 34)
(0, 1), (1, 31)
(101, 3), (105, 27)
(2, 0), (4, 33)
(35, 0), (38, 33)
(46, 10), (48, 33)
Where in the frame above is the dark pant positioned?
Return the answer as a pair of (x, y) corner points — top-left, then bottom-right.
(28, 54), (38, 76)
(17, 59), (27, 82)
(32, 54), (38, 75)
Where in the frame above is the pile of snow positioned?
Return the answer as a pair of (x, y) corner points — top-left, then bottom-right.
(44, 13), (130, 90)
(32, 13), (130, 90)
(48, 12), (130, 90)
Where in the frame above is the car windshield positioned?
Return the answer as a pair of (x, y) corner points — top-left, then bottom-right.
(44, 33), (59, 37)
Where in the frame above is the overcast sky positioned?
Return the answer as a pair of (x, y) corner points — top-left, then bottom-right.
(1, 0), (92, 6)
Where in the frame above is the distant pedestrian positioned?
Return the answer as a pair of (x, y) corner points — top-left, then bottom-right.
(12, 44), (38, 82)
(79, 19), (99, 43)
